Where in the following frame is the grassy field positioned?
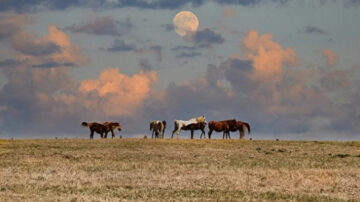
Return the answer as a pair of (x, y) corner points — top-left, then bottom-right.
(0, 139), (360, 201)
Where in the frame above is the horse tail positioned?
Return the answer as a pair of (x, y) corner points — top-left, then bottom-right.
(243, 122), (251, 134)
(81, 122), (89, 127)
(208, 121), (213, 130)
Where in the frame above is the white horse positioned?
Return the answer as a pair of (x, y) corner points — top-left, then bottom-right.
(171, 116), (206, 139)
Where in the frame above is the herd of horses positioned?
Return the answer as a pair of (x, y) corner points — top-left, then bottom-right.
(82, 116), (251, 140)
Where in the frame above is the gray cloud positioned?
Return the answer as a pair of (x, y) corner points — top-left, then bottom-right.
(0, 59), (18, 68)
(32, 62), (75, 68)
(0, 0), (291, 12)
(176, 52), (202, 59)
(1, 0), (359, 12)
(13, 40), (61, 56)
(149, 45), (163, 61)
(171, 45), (196, 51)
(193, 29), (224, 48)
(107, 39), (137, 52)
(138, 58), (152, 71)
(304, 26), (330, 35)
(161, 23), (174, 31)
(65, 16), (133, 36)
(344, 0), (360, 7)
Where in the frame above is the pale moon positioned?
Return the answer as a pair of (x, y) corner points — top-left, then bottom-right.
(173, 11), (199, 37)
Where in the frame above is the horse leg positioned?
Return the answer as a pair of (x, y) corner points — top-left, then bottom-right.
(111, 130), (115, 139)
(228, 132), (231, 139)
(90, 130), (94, 139)
(191, 130), (194, 139)
(171, 129), (176, 139)
(176, 127), (181, 139)
(240, 127), (245, 139)
(200, 128), (204, 139)
(208, 129), (213, 139)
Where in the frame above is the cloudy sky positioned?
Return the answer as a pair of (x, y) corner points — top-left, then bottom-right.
(0, 0), (360, 140)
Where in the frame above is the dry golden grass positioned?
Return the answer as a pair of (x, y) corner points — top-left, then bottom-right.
(0, 139), (359, 201)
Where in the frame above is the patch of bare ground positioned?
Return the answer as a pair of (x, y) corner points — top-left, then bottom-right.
(0, 139), (359, 201)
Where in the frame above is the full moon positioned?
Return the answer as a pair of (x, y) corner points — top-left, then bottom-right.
(173, 11), (199, 37)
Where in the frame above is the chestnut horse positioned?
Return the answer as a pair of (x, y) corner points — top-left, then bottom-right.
(81, 122), (107, 139)
(181, 122), (207, 139)
(208, 119), (237, 139)
(228, 121), (251, 139)
(150, 120), (167, 138)
(103, 122), (122, 138)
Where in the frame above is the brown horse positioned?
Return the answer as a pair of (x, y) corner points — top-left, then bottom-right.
(208, 119), (237, 139)
(103, 122), (122, 138)
(181, 122), (207, 139)
(227, 121), (251, 139)
(150, 120), (166, 138)
(81, 122), (107, 139)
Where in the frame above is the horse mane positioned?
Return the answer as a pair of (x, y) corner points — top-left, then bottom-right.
(195, 116), (206, 123)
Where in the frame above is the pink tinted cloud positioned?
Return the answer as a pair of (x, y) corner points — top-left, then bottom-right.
(12, 25), (87, 67)
(322, 49), (338, 67)
(79, 68), (158, 116)
(242, 30), (298, 79)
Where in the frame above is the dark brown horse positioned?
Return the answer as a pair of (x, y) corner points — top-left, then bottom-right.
(103, 122), (122, 138)
(180, 122), (207, 139)
(81, 122), (107, 139)
(208, 119), (237, 139)
(150, 120), (166, 138)
(227, 121), (251, 139)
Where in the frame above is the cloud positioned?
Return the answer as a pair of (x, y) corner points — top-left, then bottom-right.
(223, 7), (236, 17)
(65, 16), (133, 36)
(149, 45), (163, 61)
(322, 49), (338, 67)
(107, 39), (137, 52)
(12, 37), (61, 56)
(193, 28), (224, 48)
(344, 0), (360, 7)
(304, 26), (330, 35)
(0, 59), (18, 68)
(79, 68), (158, 116)
(161, 23), (174, 31)
(10, 25), (87, 68)
(177, 28), (224, 49)
(176, 52), (202, 59)
(171, 45), (196, 51)
(0, 0), (292, 12)
(138, 58), (152, 71)
(0, 11), (30, 40)
(242, 30), (298, 79)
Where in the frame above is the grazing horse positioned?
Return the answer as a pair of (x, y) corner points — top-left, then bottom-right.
(150, 120), (167, 138)
(181, 122), (207, 139)
(171, 116), (206, 139)
(227, 121), (251, 139)
(208, 119), (237, 139)
(103, 122), (122, 138)
(81, 122), (107, 139)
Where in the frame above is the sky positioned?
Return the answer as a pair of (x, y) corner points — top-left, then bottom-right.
(0, 0), (360, 140)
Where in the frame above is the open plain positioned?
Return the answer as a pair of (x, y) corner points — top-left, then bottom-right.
(0, 139), (359, 201)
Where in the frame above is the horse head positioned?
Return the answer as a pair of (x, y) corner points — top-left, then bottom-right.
(114, 122), (122, 131)
(196, 116), (206, 123)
